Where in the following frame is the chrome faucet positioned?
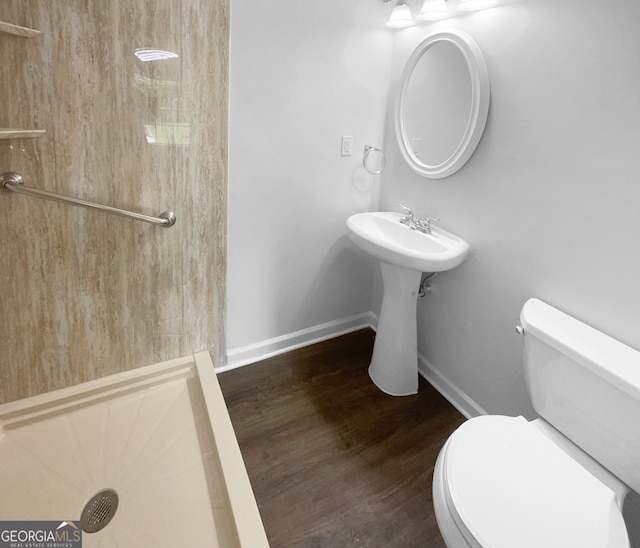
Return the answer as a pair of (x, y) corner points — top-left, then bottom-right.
(398, 204), (439, 234)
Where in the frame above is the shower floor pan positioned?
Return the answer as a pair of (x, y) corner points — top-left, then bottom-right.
(0, 351), (268, 547)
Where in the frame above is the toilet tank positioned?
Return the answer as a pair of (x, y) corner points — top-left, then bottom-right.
(520, 298), (640, 493)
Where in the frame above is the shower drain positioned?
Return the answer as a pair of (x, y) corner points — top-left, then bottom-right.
(81, 489), (119, 533)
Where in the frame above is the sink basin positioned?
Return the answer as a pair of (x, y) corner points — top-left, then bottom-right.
(346, 211), (469, 272)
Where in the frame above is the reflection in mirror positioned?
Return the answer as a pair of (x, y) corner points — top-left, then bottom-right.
(404, 42), (471, 167)
(395, 30), (490, 179)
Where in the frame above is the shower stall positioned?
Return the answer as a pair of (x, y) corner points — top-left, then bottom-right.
(0, 1), (253, 544)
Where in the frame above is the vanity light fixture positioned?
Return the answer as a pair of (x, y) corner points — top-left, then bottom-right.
(385, 0), (415, 28)
(456, 0), (497, 11)
(418, 0), (450, 21)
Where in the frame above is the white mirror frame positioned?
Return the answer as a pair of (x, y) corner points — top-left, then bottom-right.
(394, 29), (490, 179)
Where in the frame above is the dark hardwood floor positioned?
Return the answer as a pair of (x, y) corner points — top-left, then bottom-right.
(219, 329), (465, 547)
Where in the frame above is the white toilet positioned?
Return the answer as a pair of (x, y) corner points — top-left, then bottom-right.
(433, 298), (640, 548)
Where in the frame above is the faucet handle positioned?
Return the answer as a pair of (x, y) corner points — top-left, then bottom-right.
(415, 216), (440, 234)
(425, 217), (440, 231)
(398, 204), (414, 219)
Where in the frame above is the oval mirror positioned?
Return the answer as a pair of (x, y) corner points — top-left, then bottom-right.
(394, 30), (490, 179)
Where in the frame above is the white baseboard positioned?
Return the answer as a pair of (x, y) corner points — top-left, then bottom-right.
(222, 311), (484, 420)
(221, 312), (377, 373)
(417, 353), (486, 419)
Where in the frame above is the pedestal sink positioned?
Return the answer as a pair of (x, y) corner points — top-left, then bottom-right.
(346, 211), (470, 396)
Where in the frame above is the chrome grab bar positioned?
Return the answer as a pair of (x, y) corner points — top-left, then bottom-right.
(1, 172), (176, 227)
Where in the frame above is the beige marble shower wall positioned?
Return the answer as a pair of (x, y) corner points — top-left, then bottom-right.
(0, 1), (228, 402)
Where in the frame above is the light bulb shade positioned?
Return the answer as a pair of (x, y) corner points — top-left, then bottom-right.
(457, 0), (497, 11)
(418, 0), (450, 21)
(386, 1), (415, 28)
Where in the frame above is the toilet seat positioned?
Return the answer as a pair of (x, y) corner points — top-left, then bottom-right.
(439, 415), (629, 548)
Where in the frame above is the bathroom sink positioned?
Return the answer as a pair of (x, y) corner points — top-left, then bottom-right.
(346, 211), (469, 272)
(345, 211), (470, 395)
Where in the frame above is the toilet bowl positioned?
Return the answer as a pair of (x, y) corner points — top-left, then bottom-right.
(432, 299), (640, 548)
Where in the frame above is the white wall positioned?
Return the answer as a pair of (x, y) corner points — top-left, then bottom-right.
(228, 0), (640, 421)
(380, 0), (640, 417)
(227, 1), (392, 366)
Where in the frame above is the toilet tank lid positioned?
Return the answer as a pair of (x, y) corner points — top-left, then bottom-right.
(520, 298), (640, 399)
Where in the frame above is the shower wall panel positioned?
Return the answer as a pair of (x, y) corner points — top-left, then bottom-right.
(0, 0), (228, 402)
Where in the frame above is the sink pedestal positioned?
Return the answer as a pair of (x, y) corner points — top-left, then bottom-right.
(369, 261), (422, 396)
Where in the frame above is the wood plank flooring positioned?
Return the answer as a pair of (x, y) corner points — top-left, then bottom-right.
(218, 329), (465, 547)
